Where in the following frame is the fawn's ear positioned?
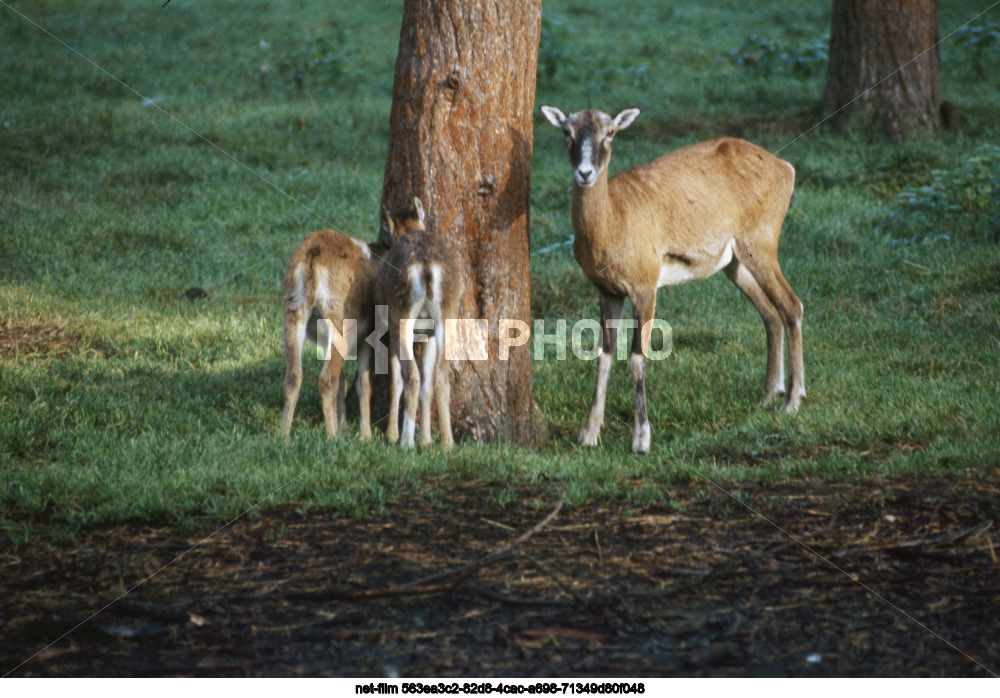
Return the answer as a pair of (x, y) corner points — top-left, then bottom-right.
(378, 206), (395, 248)
(412, 197), (426, 228)
(380, 206), (395, 235)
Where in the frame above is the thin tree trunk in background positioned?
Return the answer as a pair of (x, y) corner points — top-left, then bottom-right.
(823, 0), (941, 139)
(378, 0), (542, 445)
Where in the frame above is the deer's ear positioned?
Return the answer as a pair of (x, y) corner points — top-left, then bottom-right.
(540, 105), (568, 130)
(377, 206), (395, 249)
(612, 108), (640, 132)
(412, 197), (425, 227)
(379, 206), (394, 236)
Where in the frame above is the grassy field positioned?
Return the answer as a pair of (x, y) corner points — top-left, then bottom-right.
(2, 0), (998, 536)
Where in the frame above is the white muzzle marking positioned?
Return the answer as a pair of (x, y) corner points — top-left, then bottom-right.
(575, 140), (597, 187)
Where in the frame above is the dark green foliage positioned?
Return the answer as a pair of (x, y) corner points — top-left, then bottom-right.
(726, 35), (829, 79)
(894, 145), (1000, 243)
(537, 13), (571, 89)
(951, 22), (1000, 78)
(258, 25), (357, 95)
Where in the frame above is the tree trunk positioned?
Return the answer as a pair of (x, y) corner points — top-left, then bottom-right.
(823, 0), (941, 139)
(378, 0), (542, 445)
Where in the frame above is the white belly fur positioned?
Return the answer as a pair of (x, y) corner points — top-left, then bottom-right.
(656, 238), (735, 288)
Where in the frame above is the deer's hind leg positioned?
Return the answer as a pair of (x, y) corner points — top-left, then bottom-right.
(280, 309), (308, 441)
(735, 253), (805, 412)
(318, 336), (346, 439)
(628, 289), (657, 454)
(725, 259), (786, 405)
(398, 313), (422, 448)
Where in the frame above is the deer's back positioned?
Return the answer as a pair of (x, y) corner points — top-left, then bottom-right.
(379, 232), (459, 316)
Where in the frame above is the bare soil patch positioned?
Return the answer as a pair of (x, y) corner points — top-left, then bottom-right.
(2, 478), (998, 677)
(0, 319), (75, 359)
(0, 315), (102, 361)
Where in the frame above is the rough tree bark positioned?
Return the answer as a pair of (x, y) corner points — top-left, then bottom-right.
(378, 0), (542, 445)
(823, 0), (941, 139)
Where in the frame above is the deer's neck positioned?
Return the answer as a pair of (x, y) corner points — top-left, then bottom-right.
(571, 170), (611, 239)
(571, 170), (613, 248)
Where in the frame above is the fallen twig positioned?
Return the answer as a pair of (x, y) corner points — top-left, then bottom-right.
(463, 583), (575, 607)
(523, 552), (587, 605)
(399, 490), (567, 591)
(843, 520), (995, 558)
(290, 491), (567, 603)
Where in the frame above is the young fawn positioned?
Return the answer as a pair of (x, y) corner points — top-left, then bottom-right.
(376, 197), (460, 450)
(280, 227), (376, 441)
(279, 203), (425, 441)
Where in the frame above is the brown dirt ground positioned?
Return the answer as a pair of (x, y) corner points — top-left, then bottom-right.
(2, 478), (998, 678)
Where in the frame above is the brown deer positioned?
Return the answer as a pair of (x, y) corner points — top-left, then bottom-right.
(376, 197), (460, 450)
(279, 202), (427, 441)
(279, 227), (376, 441)
(541, 105), (805, 453)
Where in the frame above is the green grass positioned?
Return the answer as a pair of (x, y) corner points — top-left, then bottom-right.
(2, 0), (999, 535)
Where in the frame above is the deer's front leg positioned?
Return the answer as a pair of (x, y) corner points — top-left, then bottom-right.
(580, 292), (624, 447)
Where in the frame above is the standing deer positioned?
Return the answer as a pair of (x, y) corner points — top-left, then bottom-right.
(279, 203), (426, 441)
(376, 197), (459, 451)
(540, 105), (805, 453)
(280, 227), (376, 441)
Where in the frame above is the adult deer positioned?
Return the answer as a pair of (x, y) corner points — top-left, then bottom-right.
(540, 106), (805, 453)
